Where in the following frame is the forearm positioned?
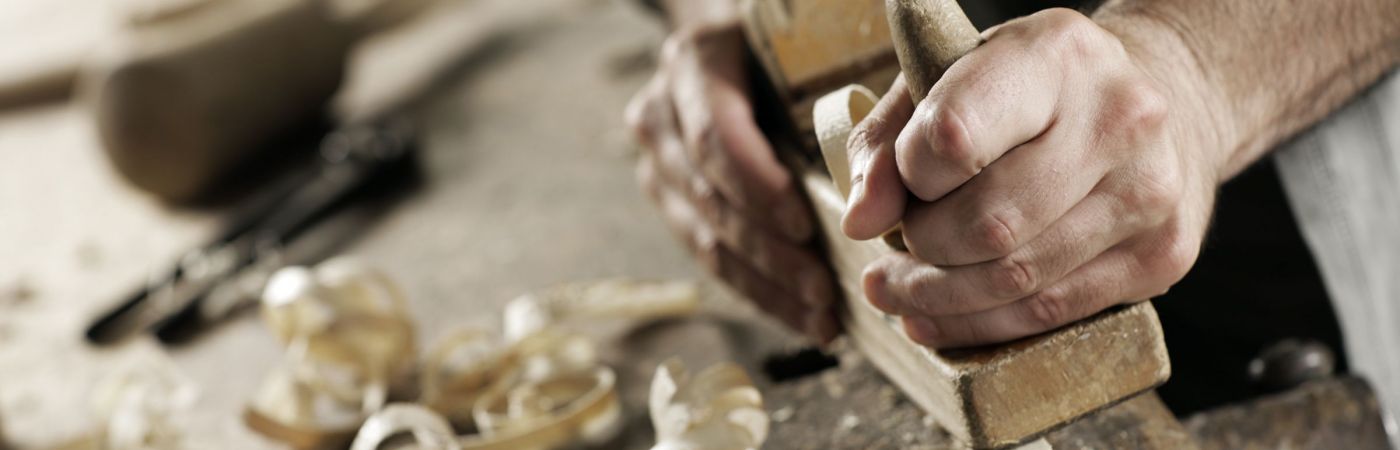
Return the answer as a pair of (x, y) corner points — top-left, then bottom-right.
(1093, 0), (1400, 179)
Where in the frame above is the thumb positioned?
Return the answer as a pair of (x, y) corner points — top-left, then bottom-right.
(841, 76), (914, 240)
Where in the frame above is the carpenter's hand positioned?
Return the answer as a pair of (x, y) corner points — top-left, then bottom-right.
(626, 23), (839, 343)
(844, 9), (1227, 348)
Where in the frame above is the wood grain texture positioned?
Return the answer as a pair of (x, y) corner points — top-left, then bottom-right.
(741, 0), (900, 146)
(801, 167), (1170, 447)
(884, 0), (979, 102)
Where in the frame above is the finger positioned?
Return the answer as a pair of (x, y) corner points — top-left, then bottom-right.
(898, 243), (1176, 349)
(625, 74), (673, 149)
(865, 188), (1142, 316)
(639, 154), (839, 341)
(843, 74), (914, 240)
(670, 67), (813, 241)
(645, 100), (821, 254)
(900, 128), (1107, 265)
(677, 168), (838, 311)
(639, 110), (838, 311)
(633, 72), (812, 243)
(894, 25), (1062, 202)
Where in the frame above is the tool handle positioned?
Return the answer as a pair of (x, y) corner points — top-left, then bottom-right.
(885, 0), (980, 103)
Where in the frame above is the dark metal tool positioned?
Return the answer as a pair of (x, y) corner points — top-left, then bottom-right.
(84, 119), (417, 345)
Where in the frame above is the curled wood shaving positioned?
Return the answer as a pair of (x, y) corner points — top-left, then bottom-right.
(503, 279), (700, 342)
(247, 258), (417, 448)
(92, 354), (199, 450)
(358, 279), (700, 450)
(263, 275), (709, 450)
(350, 404), (461, 450)
(649, 359), (768, 450)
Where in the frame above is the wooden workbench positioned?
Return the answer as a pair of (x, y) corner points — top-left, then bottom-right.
(1, 1), (1390, 449)
(0, 1), (957, 448)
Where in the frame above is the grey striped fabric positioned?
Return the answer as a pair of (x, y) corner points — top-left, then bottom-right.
(1276, 70), (1400, 445)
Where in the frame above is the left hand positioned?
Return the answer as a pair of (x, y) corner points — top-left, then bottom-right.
(842, 9), (1230, 348)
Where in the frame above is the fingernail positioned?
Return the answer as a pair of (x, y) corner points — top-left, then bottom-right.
(904, 317), (940, 347)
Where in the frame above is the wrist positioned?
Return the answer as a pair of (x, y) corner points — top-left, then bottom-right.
(1093, 9), (1240, 186)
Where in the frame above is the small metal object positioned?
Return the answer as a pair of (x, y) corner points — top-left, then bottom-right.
(85, 118), (417, 345)
(1248, 338), (1337, 393)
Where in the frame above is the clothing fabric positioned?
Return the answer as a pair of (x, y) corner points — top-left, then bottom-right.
(1275, 70), (1400, 445)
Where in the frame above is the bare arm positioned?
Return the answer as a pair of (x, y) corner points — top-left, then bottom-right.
(844, 1), (1400, 347)
(1095, 0), (1400, 179)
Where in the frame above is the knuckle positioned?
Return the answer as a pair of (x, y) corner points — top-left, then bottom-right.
(1035, 8), (1112, 60)
(1105, 81), (1169, 140)
(847, 121), (886, 160)
(1024, 289), (1071, 329)
(922, 103), (982, 175)
(693, 229), (725, 273)
(692, 178), (722, 208)
(624, 98), (660, 144)
(659, 33), (691, 62)
(967, 210), (1020, 258)
(684, 121), (718, 154)
(986, 255), (1039, 298)
(1139, 226), (1200, 284)
(904, 274), (942, 313)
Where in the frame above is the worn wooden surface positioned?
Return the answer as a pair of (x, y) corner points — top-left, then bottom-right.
(1185, 377), (1391, 450)
(3, 1), (1385, 449)
(0, 0), (968, 448)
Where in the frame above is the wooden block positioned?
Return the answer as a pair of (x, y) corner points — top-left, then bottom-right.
(741, 0), (899, 142)
(801, 167), (1171, 448)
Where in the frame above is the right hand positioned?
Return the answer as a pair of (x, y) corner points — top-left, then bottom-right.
(625, 23), (839, 343)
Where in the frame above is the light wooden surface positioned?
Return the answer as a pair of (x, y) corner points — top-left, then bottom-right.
(0, 1), (736, 448)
